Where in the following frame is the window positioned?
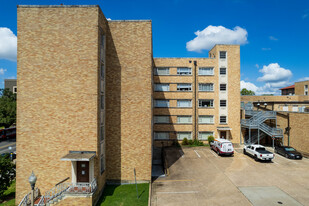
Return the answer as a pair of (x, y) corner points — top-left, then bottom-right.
(220, 100), (227, 107)
(199, 132), (214, 140)
(220, 84), (227, 91)
(177, 67), (191, 75)
(154, 116), (170, 123)
(100, 34), (105, 63)
(282, 106), (288, 111)
(305, 85), (308, 95)
(101, 95), (104, 109)
(13, 86), (17, 94)
(199, 67), (214, 75)
(177, 132), (192, 140)
(177, 84), (192, 91)
(155, 84), (170, 91)
(199, 99), (214, 108)
(154, 67), (169, 75)
(292, 106), (298, 112)
(199, 83), (214, 92)
(220, 51), (226, 59)
(220, 116), (227, 124)
(177, 100), (192, 107)
(220, 68), (226, 75)
(199, 116), (214, 124)
(155, 100), (169, 107)
(177, 116), (192, 124)
(154, 132), (169, 140)
(100, 142), (105, 173)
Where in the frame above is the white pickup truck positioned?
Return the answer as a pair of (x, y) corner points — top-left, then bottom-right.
(243, 144), (274, 161)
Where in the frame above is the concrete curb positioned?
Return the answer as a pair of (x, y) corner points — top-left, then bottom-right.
(148, 182), (152, 206)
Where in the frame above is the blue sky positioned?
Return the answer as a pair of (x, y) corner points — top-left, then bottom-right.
(1, 0), (309, 94)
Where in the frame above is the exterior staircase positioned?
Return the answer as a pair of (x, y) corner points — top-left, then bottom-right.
(241, 103), (283, 144)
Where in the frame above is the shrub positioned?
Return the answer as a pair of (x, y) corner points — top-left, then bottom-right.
(208, 135), (215, 144)
(188, 140), (193, 145)
(182, 138), (189, 145)
(0, 155), (15, 200)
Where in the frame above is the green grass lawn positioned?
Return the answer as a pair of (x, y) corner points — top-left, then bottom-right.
(97, 183), (149, 206)
(0, 180), (15, 206)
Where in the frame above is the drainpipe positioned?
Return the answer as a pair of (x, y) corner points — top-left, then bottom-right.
(194, 60), (198, 140)
(288, 112), (290, 146)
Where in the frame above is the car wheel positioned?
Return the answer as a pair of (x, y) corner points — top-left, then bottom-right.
(285, 154), (289, 159)
(243, 149), (247, 155)
(274, 149), (277, 153)
(217, 150), (220, 155)
(254, 155), (258, 161)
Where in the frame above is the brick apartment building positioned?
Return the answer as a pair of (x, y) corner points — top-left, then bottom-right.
(153, 45), (240, 145)
(16, 5), (240, 205)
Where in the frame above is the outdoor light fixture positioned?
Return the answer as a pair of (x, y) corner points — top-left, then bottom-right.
(28, 171), (37, 206)
(264, 103), (267, 106)
(257, 103), (260, 106)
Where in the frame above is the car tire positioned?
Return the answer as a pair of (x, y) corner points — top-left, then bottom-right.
(254, 155), (258, 161)
(243, 149), (247, 155)
(285, 154), (289, 159)
(274, 149), (277, 153)
(217, 150), (220, 155)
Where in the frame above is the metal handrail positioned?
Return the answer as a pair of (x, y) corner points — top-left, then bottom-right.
(18, 188), (40, 206)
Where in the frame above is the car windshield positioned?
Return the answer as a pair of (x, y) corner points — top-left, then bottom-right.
(285, 148), (296, 152)
(256, 148), (266, 152)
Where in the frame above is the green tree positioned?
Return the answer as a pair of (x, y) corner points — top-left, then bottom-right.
(0, 155), (16, 201)
(0, 89), (16, 128)
(241, 88), (255, 96)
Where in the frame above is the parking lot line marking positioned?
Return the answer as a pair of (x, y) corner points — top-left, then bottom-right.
(209, 150), (218, 158)
(179, 150), (184, 158)
(0, 143), (15, 150)
(157, 191), (199, 194)
(194, 150), (201, 158)
(273, 161), (279, 165)
(155, 179), (195, 183)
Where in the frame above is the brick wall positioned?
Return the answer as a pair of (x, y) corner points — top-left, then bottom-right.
(105, 20), (153, 182)
(16, 6), (103, 203)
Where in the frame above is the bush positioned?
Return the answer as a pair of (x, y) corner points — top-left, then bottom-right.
(193, 139), (204, 146)
(208, 135), (215, 144)
(182, 138), (189, 145)
(188, 140), (193, 145)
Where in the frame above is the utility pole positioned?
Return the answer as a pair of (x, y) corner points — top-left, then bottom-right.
(194, 60), (198, 140)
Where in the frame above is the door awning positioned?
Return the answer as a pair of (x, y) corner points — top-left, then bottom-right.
(217, 127), (232, 131)
(61, 151), (96, 161)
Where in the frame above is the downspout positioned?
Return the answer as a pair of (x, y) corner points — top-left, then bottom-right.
(288, 113), (290, 146)
(194, 60), (197, 140)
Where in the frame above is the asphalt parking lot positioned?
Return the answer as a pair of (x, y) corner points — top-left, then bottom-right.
(151, 146), (309, 206)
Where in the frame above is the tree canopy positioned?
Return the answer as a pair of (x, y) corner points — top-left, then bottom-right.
(0, 154), (15, 200)
(0, 89), (16, 128)
(241, 88), (255, 96)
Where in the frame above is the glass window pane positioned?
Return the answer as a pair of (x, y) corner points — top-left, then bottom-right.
(199, 83), (214, 91)
(199, 67), (214, 75)
(154, 132), (169, 140)
(177, 100), (192, 107)
(177, 84), (192, 91)
(177, 132), (192, 140)
(155, 84), (169, 91)
(199, 132), (214, 140)
(155, 67), (169, 75)
(155, 100), (169, 107)
(177, 67), (191, 75)
(154, 116), (170, 123)
(177, 116), (192, 123)
(199, 116), (214, 124)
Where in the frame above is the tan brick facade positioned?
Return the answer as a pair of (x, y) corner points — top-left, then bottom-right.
(153, 45), (240, 144)
(295, 80), (309, 96)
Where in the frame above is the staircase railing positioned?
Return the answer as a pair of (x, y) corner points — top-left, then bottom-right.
(18, 188), (40, 206)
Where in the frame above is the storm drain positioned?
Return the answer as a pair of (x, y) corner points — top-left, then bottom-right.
(238, 186), (302, 206)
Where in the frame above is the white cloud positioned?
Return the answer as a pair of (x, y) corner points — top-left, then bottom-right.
(241, 80), (258, 93)
(0, 68), (7, 75)
(257, 63), (292, 83)
(0, 27), (17, 61)
(269, 36), (278, 41)
(241, 63), (293, 95)
(255, 64), (259, 69)
(106, 18), (111, 21)
(186, 25), (248, 52)
(297, 77), (309, 82)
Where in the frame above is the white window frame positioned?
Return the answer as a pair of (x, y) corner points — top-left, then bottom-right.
(154, 132), (169, 140)
(220, 51), (227, 59)
(154, 116), (170, 123)
(177, 116), (192, 124)
(154, 67), (169, 75)
(198, 99), (214, 108)
(154, 83), (170, 92)
(198, 132), (214, 140)
(177, 67), (192, 75)
(199, 83), (214, 92)
(177, 132), (192, 140)
(177, 100), (192, 108)
(305, 85), (308, 95)
(199, 67), (214, 76)
(198, 115), (214, 124)
(220, 116), (227, 124)
(13, 86), (17, 94)
(155, 100), (169, 108)
(177, 83), (192, 91)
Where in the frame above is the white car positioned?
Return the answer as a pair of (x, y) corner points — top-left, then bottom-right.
(211, 138), (234, 156)
(243, 144), (274, 161)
